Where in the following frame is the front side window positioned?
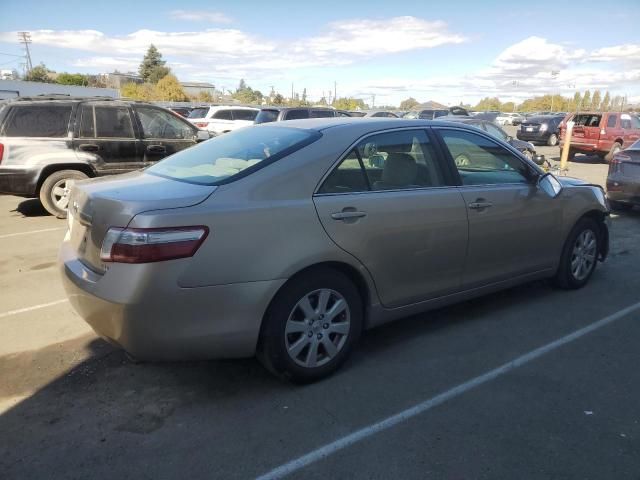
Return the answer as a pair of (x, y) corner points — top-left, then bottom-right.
(212, 109), (232, 120)
(232, 109), (258, 121)
(80, 105), (134, 138)
(147, 126), (319, 185)
(136, 106), (195, 139)
(285, 109), (310, 120)
(319, 129), (447, 194)
(439, 129), (530, 186)
(3, 105), (72, 137)
(310, 110), (335, 118)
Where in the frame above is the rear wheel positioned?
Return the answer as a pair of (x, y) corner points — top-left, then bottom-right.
(547, 133), (558, 146)
(257, 268), (362, 383)
(554, 217), (600, 289)
(39, 170), (88, 218)
(605, 142), (622, 162)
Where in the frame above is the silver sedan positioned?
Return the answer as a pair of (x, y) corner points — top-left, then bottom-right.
(59, 118), (610, 382)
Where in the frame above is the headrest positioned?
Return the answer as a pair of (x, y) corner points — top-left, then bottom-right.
(382, 153), (417, 186)
(383, 141), (413, 154)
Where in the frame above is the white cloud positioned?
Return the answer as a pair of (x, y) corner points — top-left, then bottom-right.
(590, 44), (640, 63)
(170, 10), (233, 24)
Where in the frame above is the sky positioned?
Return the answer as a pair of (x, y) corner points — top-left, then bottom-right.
(1, 0), (639, 106)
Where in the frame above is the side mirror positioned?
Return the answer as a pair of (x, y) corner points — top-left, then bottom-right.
(538, 172), (563, 198)
(196, 130), (212, 142)
(533, 154), (546, 166)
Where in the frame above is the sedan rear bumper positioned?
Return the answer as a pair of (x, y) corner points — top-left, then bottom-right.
(59, 240), (286, 360)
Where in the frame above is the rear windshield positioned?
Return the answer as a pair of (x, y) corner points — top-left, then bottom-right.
(573, 114), (602, 127)
(2, 105), (72, 137)
(526, 116), (554, 124)
(254, 109), (279, 124)
(188, 108), (210, 119)
(147, 126), (320, 185)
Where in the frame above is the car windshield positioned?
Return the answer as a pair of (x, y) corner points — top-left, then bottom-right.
(146, 126), (319, 185)
(188, 108), (210, 119)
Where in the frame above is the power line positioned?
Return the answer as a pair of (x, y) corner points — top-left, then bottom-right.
(0, 52), (23, 57)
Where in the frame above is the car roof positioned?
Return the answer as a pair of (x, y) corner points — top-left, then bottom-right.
(256, 117), (480, 132)
(209, 105), (259, 111)
(258, 106), (336, 112)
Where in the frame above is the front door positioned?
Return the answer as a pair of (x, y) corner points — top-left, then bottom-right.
(74, 103), (141, 174)
(313, 128), (468, 308)
(134, 106), (198, 165)
(436, 127), (562, 289)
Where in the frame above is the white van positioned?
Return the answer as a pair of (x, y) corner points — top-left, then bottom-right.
(187, 106), (259, 135)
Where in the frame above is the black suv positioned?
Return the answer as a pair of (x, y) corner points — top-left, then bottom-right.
(0, 95), (209, 217)
(254, 107), (351, 124)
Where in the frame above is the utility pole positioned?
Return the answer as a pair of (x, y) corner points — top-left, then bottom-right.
(371, 94), (376, 108)
(334, 81), (337, 102)
(291, 83), (294, 102)
(550, 70), (560, 112)
(17, 31), (33, 74)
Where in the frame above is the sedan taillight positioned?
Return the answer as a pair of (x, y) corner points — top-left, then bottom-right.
(100, 226), (209, 263)
(194, 122), (208, 128)
(0, 143), (4, 164)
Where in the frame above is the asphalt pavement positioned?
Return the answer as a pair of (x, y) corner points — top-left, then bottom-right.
(1, 156), (639, 479)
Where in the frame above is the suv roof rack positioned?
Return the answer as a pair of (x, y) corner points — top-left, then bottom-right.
(12, 94), (120, 102)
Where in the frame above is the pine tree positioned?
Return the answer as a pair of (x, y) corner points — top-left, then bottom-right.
(600, 91), (611, 111)
(591, 90), (602, 111)
(582, 90), (591, 111)
(572, 92), (582, 111)
(139, 45), (167, 82)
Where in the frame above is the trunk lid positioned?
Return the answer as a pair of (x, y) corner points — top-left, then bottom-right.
(67, 170), (216, 273)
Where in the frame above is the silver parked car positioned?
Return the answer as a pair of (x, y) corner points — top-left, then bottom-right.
(59, 118), (610, 382)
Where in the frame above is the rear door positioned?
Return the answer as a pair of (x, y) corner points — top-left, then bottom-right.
(313, 128), (468, 308)
(435, 127), (562, 288)
(284, 109), (310, 120)
(133, 105), (198, 164)
(621, 114), (640, 147)
(73, 103), (141, 174)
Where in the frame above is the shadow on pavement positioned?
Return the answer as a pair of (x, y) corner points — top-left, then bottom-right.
(570, 153), (604, 165)
(13, 198), (50, 218)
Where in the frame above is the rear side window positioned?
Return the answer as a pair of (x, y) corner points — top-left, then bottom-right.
(80, 105), (134, 138)
(573, 114), (602, 127)
(285, 109), (310, 120)
(232, 109), (258, 121)
(212, 110), (232, 120)
(2, 105), (72, 137)
(621, 114), (633, 129)
(310, 110), (335, 118)
(319, 129), (447, 193)
(188, 108), (210, 119)
(607, 114), (618, 128)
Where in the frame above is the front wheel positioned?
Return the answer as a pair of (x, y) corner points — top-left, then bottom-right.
(554, 218), (600, 289)
(547, 133), (558, 146)
(258, 268), (362, 383)
(39, 170), (88, 218)
(605, 142), (622, 163)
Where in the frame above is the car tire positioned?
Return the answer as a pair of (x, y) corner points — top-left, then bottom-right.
(609, 200), (633, 211)
(39, 170), (89, 218)
(605, 142), (622, 163)
(553, 217), (600, 290)
(567, 147), (576, 159)
(547, 133), (558, 146)
(257, 267), (363, 383)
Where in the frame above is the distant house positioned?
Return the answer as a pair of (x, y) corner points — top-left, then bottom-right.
(102, 72), (143, 89)
(181, 82), (216, 97)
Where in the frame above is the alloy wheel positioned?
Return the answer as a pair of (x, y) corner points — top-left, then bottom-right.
(51, 178), (72, 210)
(570, 229), (597, 281)
(284, 288), (350, 368)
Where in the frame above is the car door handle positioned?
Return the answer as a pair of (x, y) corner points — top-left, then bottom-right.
(78, 144), (100, 152)
(331, 211), (367, 220)
(146, 145), (167, 154)
(468, 201), (493, 210)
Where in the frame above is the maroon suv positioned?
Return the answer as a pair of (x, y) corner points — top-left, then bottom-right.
(559, 112), (640, 161)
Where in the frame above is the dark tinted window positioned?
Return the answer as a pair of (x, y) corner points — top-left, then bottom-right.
(255, 109), (279, 124)
(212, 109), (232, 120)
(310, 110), (335, 118)
(607, 114), (618, 128)
(350, 112), (366, 117)
(286, 109), (310, 120)
(3, 105), (72, 137)
(188, 108), (210, 119)
(136, 106), (195, 139)
(439, 129), (530, 186)
(232, 109), (258, 121)
(80, 106), (134, 138)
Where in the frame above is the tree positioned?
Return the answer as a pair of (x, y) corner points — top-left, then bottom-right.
(591, 90), (602, 111)
(148, 65), (171, 84)
(611, 95), (622, 111)
(56, 72), (88, 86)
(600, 91), (611, 111)
(155, 74), (189, 101)
(501, 101), (515, 112)
(333, 97), (367, 111)
(196, 91), (214, 103)
(139, 44), (167, 82)
(474, 97), (503, 111)
(582, 90), (591, 111)
(399, 97), (419, 110)
(120, 82), (155, 101)
(272, 93), (285, 105)
(25, 63), (53, 83)
(233, 79), (263, 104)
(301, 88), (308, 106)
(572, 92), (582, 111)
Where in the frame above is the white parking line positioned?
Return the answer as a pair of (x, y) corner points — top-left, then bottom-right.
(0, 299), (68, 319)
(0, 227), (65, 240)
(256, 300), (640, 480)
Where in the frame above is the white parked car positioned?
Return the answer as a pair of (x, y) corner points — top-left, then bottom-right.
(187, 106), (259, 135)
(496, 112), (525, 126)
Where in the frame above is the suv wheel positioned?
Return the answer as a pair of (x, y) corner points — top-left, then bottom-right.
(39, 170), (88, 218)
(547, 133), (558, 146)
(605, 142), (622, 163)
(554, 217), (600, 289)
(258, 268), (362, 383)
